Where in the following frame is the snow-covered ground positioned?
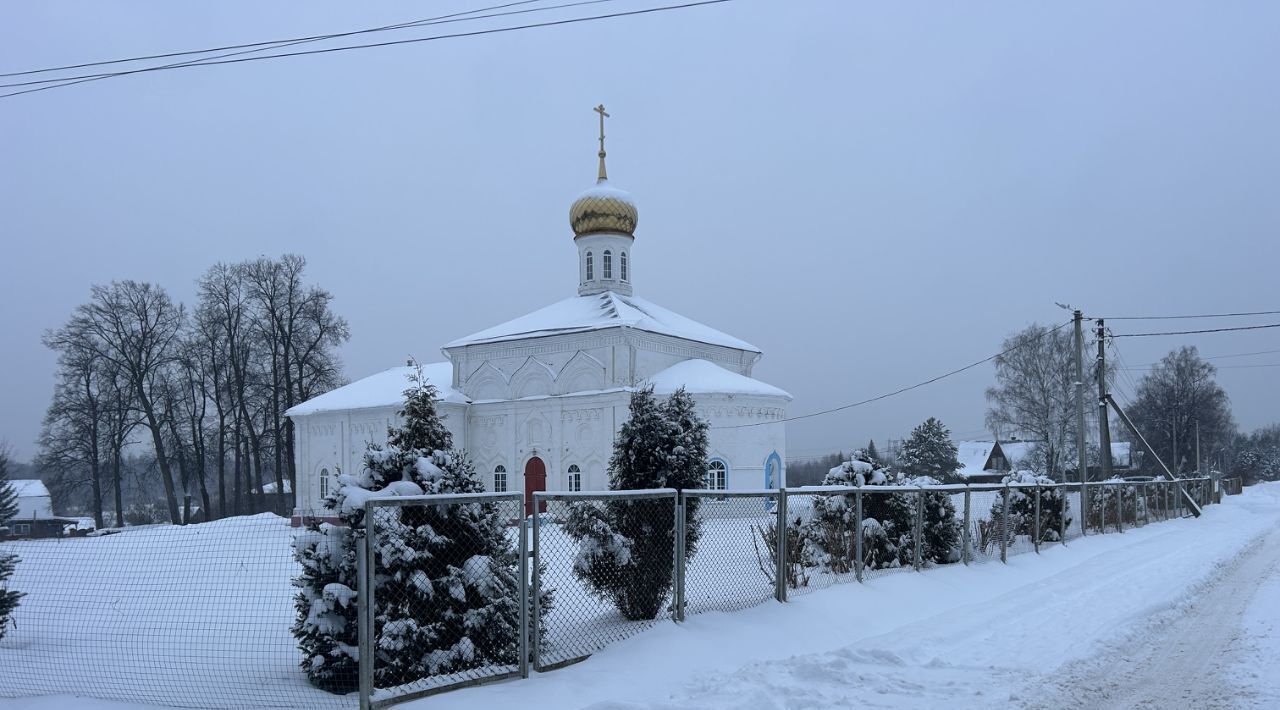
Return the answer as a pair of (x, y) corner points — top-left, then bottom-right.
(3, 484), (1278, 710)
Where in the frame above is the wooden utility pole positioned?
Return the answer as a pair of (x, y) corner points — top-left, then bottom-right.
(1096, 318), (1114, 480)
(1074, 310), (1090, 535)
(1074, 311), (1088, 482)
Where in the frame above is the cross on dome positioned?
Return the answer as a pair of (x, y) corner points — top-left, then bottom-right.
(594, 103), (610, 182)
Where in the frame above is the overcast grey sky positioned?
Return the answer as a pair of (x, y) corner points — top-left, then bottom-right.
(2, 1), (1278, 463)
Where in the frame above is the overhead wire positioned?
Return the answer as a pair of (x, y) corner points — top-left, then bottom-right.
(715, 320), (1074, 430)
(0, 0), (552, 78)
(1109, 323), (1280, 338)
(0, 0), (623, 90)
(0, 0), (734, 99)
(1100, 310), (1280, 321)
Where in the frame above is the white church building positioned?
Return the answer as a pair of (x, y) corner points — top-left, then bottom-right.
(286, 109), (790, 523)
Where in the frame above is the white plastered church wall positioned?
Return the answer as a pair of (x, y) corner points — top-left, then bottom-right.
(286, 116), (789, 522)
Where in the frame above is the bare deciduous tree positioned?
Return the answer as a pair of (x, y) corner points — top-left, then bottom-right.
(985, 324), (1099, 478)
(71, 281), (186, 523)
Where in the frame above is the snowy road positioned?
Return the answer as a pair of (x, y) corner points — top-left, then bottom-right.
(426, 483), (1280, 710)
(1028, 525), (1280, 710)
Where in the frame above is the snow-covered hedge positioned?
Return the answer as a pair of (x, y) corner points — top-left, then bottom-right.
(797, 451), (961, 575)
(985, 471), (1073, 545)
(1085, 478), (1144, 531)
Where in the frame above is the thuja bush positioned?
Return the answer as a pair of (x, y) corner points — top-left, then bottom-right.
(802, 451), (960, 572)
(987, 471), (1073, 543)
(564, 387), (708, 621)
(293, 364), (545, 692)
(1084, 479), (1143, 531)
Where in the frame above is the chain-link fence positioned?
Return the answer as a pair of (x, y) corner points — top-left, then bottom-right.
(531, 489), (677, 671)
(359, 493), (527, 708)
(1, 477), (1218, 710)
(682, 490), (778, 616)
(0, 513), (353, 709)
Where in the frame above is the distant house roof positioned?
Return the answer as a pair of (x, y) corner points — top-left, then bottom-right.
(8, 479), (54, 520)
(956, 440), (1043, 478)
(956, 442), (996, 478)
(286, 362), (466, 417)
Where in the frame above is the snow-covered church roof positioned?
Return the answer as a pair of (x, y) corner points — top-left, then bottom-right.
(648, 359), (791, 400)
(285, 362), (465, 417)
(444, 291), (759, 353)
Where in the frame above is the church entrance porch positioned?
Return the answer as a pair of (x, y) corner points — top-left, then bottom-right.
(524, 456), (547, 516)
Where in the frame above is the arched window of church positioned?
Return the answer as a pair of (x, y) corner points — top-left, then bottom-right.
(603, 250), (612, 279)
(621, 251), (628, 281)
(586, 252), (594, 281)
(494, 465), (508, 493)
(706, 460), (727, 490)
(319, 467), (331, 499)
(567, 464), (582, 492)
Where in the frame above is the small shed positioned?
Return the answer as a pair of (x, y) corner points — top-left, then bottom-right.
(3, 479), (76, 539)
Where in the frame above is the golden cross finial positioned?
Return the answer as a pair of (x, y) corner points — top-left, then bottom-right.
(594, 103), (610, 181)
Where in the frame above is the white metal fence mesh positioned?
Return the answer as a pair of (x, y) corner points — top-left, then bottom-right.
(0, 477), (1217, 710)
(0, 513), (353, 709)
(531, 490), (676, 671)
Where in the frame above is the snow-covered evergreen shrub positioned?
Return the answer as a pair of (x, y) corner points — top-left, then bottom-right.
(292, 363), (540, 692)
(897, 418), (962, 483)
(565, 387), (708, 620)
(1084, 478), (1142, 531)
(987, 471), (1073, 543)
(802, 451), (961, 572)
(0, 457), (24, 639)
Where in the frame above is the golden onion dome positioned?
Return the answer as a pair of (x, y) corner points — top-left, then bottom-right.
(570, 179), (638, 237)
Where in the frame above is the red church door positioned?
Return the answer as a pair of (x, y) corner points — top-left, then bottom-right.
(524, 457), (547, 517)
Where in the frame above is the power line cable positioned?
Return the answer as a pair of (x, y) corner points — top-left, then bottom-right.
(0, 0), (733, 99)
(716, 320), (1073, 430)
(1120, 362), (1280, 371)
(1203, 348), (1280, 361)
(0, 0), (552, 78)
(1101, 310), (1280, 321)
(1105, 333), (1143, 404)
(1110, 323), (1280, 338)
(1119, 347), (1280, 369)
(0, 0), (627, 89)
(0, 0), (626, 95)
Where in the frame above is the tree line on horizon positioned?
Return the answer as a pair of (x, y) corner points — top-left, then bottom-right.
(34, 254), (349, 528)
(792, 323), (1276, 487)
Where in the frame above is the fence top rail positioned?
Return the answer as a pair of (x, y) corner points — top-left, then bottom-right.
(535, 488), (677, 501)
(363, 491), (523, 508)
(682, 488), (781, 498)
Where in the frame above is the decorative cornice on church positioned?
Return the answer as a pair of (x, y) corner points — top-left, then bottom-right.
(560, 408), (604, 422)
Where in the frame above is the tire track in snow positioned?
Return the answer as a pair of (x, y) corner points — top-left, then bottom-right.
(1024, 526), (1280, 710)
